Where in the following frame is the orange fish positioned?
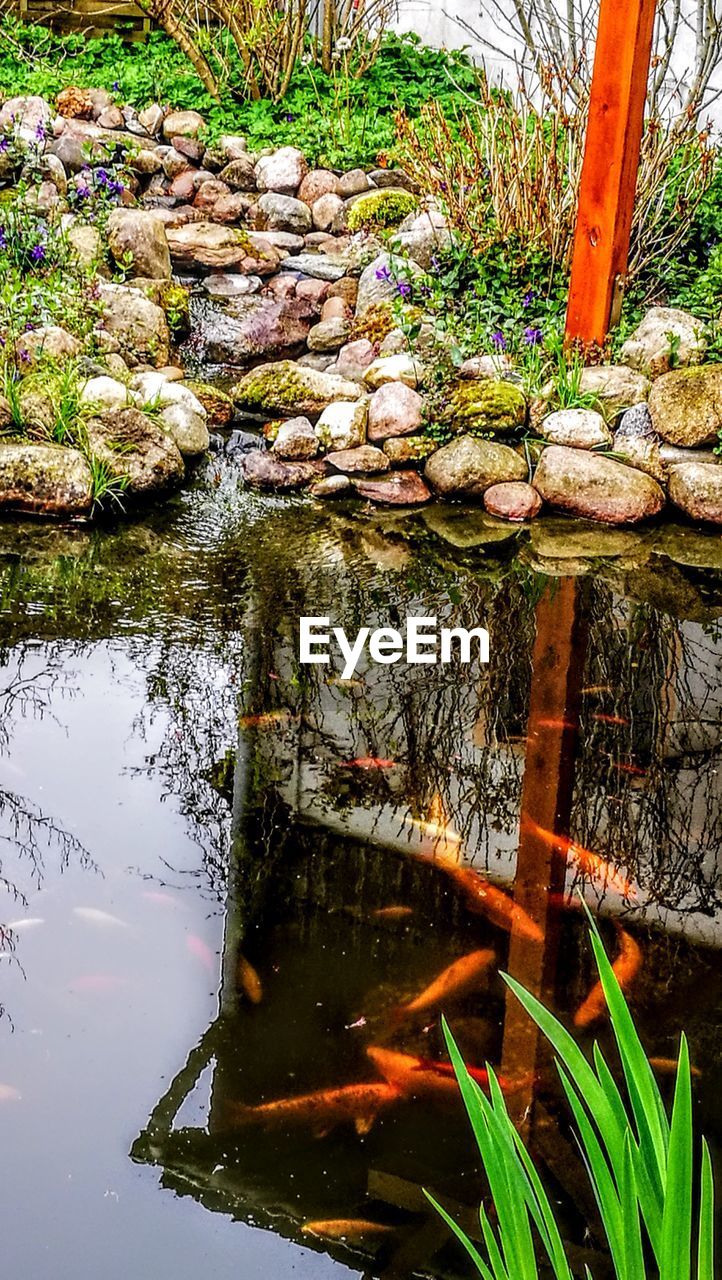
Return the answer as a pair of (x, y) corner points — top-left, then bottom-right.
(237, 952), (262, 1004)
(611, 762), (647, 777)
(368, 1046), (530, 1100)
(394, 949), (495, 1023)
(521, 818), (636, 897)
(405, 791), (461, 847)
(593, 713), (629, 727)
(339, 757), (396, 770)
(582, 685), (613, 696)
(225, 1082), (400, 1136)
(438, 862), (543, 942)
(574, 927), (643, 1028)
(649, 1056), (702, 1080)
(239, 710), (297, 729)
(533, 718), (577, 731)
(301, 1219), (394, 1244)
(373, 906), (413, 921)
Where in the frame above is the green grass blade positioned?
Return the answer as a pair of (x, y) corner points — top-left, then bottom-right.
(659, 1034), (692, 1280)
(424, 1190), (497, 1280)
(620, 1130), (645, 1280)
(697, 1139), (715, 1280)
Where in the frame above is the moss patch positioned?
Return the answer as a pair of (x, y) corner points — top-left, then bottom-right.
(442, 379), (527, 436)
(347, 189), (417, 233)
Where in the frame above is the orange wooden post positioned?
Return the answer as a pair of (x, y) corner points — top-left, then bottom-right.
(565, 0), (658, 346)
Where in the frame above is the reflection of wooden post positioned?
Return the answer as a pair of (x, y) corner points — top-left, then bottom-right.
(501, 579), (588, 1123)
(565, 0), (657, 345)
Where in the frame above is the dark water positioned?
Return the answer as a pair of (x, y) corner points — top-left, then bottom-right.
(1, 456), (722, 1279)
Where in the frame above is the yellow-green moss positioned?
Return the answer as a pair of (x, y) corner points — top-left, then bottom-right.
(351, 301), (396, 346)
(347, 189), (417, 233)
(442, 379), (527, 436)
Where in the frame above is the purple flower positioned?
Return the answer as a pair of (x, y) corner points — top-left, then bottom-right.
(375, 264), (392, 282)
(523, 326), (543, 346)
(430, 254), (440, 272)
(108, 180), (124, 197)
(522, 289), (536, 308)
(95, 167), (109, 186)
(491, 330), (507, 351)
(35, 122), (46, 141)
(19, 348), (30, 363)
(396, 280), (412, 298)
(76, 184), (90, 200)
(0, 137), (9, 153)
(0, 226), (7, 250)
(30, 243), (46, 263)
(112, 80), (121, 92)
(285, 112), (295, 123)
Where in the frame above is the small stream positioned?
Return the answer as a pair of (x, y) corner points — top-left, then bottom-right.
(1, 453), (721, 1279)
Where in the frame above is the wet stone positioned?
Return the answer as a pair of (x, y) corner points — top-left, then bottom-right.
(326, 446), (390, 474)
(483, 481), (542, 521)
(240, 451), (322, 489)
(354, 469), (431, 505)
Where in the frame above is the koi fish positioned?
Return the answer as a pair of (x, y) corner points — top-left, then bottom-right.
(6, 917), (44, 931)
(225, 1081), (400, 1137)
(69, 974), (130, 993)
(394, 949), (495, 1023)
(574, 927), (643, 1028)
(368, 1046), (530, 1100)
(404, 792), (461, 847)
(593, 713), (629, 727)
(142, 891), (181, 908)
(239, 710), (297, 729)
(611, 762), (647, 777)
(339, 757), (396, 770)
(437, 862), (543, 942)
(521, 818), (636, 898)
(301, 1219), (394, 1244)
(649, 1056), (702, 1079)
(582, 685), (613, 696)
(73, 907), (129, 930)
(372, 906), (413, 921)
(186, 934), (216, 973)
(0, 1084), (21, 1103)
(237, 952), (262, 1004)
(533, 718), (577, 731)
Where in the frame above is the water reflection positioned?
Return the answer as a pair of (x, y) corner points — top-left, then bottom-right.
(1, 480), (722, 1278)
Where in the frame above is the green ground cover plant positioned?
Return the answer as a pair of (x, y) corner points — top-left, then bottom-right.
(432, 911), (715, 1279)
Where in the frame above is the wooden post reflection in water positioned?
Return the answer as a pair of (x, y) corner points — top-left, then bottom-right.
(501, 578), (589, 1122)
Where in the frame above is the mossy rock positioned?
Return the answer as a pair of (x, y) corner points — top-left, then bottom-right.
(346, 188), (418, 234)
(352, 301), (396, 346)
(231, 360), (362, 417)
(184, 380), (233, 425)
(442, 380), (527, 436)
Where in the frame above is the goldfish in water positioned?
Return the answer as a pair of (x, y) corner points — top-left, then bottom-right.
(649, 1056), (702, 1079)
(593, 713), (629, 727)
(226, 1082), (400, 1137)
(6, 917), (44, 931)
(611, 762), (647, 778)
(521, 818), (636, 898)
(574, 927), (643, 1028)
(437, 861), (543, 942)
(394, 949), (495, 1023)
(186, 934), (216, 973)
(532, 718), (577, 732)
(301, 1219), (394, 1245)
(368, 1046), (530, 1100)
(239, 710), (297, 730)
(372, 906), (413, 921)
(339, 757), (396, 770)
(404, 792), (461, 847)
(142, 891), (181, 908)
(236, 952), (263, 1004)
(73, 907), (129, 930)
(581, 685), (613, 696)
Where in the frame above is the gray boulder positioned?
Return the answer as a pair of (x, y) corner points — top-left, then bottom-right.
(106, 209), (171, 280)
(232, 361), (362, 417)
(425, 435), (527, 497)
(668, 462), (722, 524)
(533, 445), (665, 524)
(0, 442), (92, 516)
(620, 307), (706, 376)
(256, 192), (312, 234)
(85, 407), (184, 494)
(648, 364), (722, 447)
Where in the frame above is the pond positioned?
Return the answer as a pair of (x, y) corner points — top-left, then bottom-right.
(1, 454), (722, 1279)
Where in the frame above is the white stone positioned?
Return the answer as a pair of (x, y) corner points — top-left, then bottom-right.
(541, 408), (612, 449)
(315, 399), (368, 452)
(255, 146), (308, 195)
(363, 354), (424, 389)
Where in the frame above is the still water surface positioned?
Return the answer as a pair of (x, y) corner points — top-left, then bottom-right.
(1, 458), (721, 1279)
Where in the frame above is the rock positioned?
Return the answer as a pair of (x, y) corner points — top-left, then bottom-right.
(214, 134), (248, 162)
(648, 365), (722, 447)
(197, 296), (311, 363)
(364, 354), (423, 389)
(0, 395), (12, 430)
(218, 155), (257, 191)
(166, 222), (280, 274)
(390, 209), (453, 269)
(307, 316), (351, 352)
(441, 380), (527, 435)
(367, 382), (424, 440)
(654, 523), (722, 570)
(65, 223), (103, 269)
(173, 135), (205, 163)
(311, 474), (352, 498)
(138, 104), (164, 136)
(299, 170), (340, 204)
(131, 372), (209, 457)
(130, 148), (163, 176)
(39, 153), (67, 193)
(81, 375), (130, 412)
(278, 252), (348, 282)
(86, 407), (184, 494)
(255, 147), (307, 195)
(668, 461), (722, 523)
(0, 95), (52, 144)
(327, 445), (389, 473)
(193, 179), (233, 216)
(272, 416), (319, 460)
(382, 435), (436, 465)
(617, 402), (655, 439)
(338, 169), (371, 198)
(232, 360), (363, 417)
(347, 188), (417, 232)
(659, 444), (719, 467)
(422, 506), (519, 547)
(183, 380), (233, 425)
(578, 365), (651, 418)
(328, 278), (358, 307)
(312, 193), (344, 232)
(315, 399), (368, 451)
(484, 481), (542, 520)
(256, 192), (312, 235)
(296, 277), (331, 309)
(0, 442), (93, 516)
(96, 106), (124, 130)
(356, 251), (421, 317)
(106, 208), (171, 279)
(162, 109), (205, 140)
(425, 436), (527, 498)
(257, 230), (305, 254)
(241, 451), (320, 489)
(613, 406), (666, 482)
(97, 282), (170, 368)
(57, 86), (94, 118)
(202, 272), (262, 300)
(540, 408), (612, 449)
(620, 306), (706, 376)
(354, 470), (431, 505)
(321, 296), (349, 322)
(331, 339), (377, 380)
(533, 445), (665, 524)
(530, 519), (647, 559)
(15, 325), (81, 370)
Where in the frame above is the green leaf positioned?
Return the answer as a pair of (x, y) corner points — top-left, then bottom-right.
(659, 1034), (692, 1280)
(697, 1139), (715, 1280)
